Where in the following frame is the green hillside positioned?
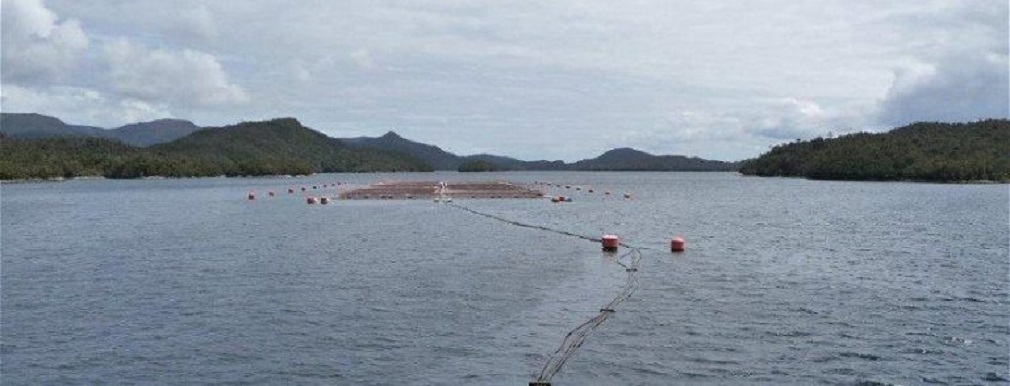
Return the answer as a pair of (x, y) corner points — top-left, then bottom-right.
(739, 119), (1010, 182)
(0, 118), (432, 180)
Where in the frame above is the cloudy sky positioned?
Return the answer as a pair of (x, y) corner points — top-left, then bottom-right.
(2, 0), (1007, 161)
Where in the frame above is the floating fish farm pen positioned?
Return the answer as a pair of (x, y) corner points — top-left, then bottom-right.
(338, 181), (545, 200)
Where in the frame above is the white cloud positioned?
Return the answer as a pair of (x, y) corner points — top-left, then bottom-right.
(1, 84), (171, 126)
(349, 49), (376, 70)
(1, 0), (89, 84)
(7, 0), (1008, 160)
(103, 39), (248, 106)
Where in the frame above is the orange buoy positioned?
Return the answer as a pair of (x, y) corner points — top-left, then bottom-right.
(306, 197), (317, 204)
(602, 235), (619, 252)
(320, 197), (330, 205)
(247, 192), (256, 200)
(671, 237), (686, 252)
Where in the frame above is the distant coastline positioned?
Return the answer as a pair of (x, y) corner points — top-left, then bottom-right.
(0, 113), (736, 180)
(739, 120), (1010, 183)
(3, 113), (1006, 183)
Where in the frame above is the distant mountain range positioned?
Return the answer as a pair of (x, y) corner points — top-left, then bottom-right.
(337, 130), (736, 172)
(0, 112), (738, 179)
(1, 113), (201, 146)
(0, 117), (430, 179)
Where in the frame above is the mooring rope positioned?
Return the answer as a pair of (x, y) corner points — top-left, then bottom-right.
(445, 202), (644, 384)
(534, 247), (642, 384)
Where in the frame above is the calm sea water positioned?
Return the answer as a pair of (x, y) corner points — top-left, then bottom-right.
(2, 172), (1007, 385)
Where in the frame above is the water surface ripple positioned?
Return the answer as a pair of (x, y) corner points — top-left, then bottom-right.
(2, 172), (1007, 385)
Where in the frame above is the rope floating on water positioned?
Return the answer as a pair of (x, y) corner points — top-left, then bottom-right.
(533, 247), (642, 385)
(445, 203), (645, 385)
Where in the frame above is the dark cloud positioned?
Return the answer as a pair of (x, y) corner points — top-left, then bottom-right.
(877, 53), (1009, 125)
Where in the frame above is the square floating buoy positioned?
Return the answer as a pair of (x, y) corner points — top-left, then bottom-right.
(602, 234), (619, 252)
(671, 236), (686, 252)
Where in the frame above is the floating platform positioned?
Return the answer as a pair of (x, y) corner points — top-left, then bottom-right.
(339, 181), (544, 200)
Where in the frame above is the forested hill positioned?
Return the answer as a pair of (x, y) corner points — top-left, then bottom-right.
(150, 118), (431, 175)
(570, 148), (738, 171)
(739, 119), (1010, 182)
(0, 118), (432, 180)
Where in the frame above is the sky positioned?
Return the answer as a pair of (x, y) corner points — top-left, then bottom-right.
(2, 0), (1007, 162)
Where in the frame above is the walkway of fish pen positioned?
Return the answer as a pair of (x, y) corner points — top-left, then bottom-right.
(338, 181), (545, 200)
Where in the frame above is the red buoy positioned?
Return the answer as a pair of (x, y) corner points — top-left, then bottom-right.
(306, 197), (317, 204)
(247, 192), (256, 200)
(602, 235), (619, 252)
(671, 237), (686, 252)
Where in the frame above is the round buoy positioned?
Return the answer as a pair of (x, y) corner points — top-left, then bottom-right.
(247, 192), (256, 200)
(671, 237), (686, 252)
(320, 197), (330, 205)
(602, 235), (619, 252)
(306, 197), (317, 204)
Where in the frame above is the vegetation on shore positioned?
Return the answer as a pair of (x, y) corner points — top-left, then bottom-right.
(739, 119), (1010, 182)
(457, 159), (504, 172)
(0, 118), (432, 180)
(5, 112), (1006, 183)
